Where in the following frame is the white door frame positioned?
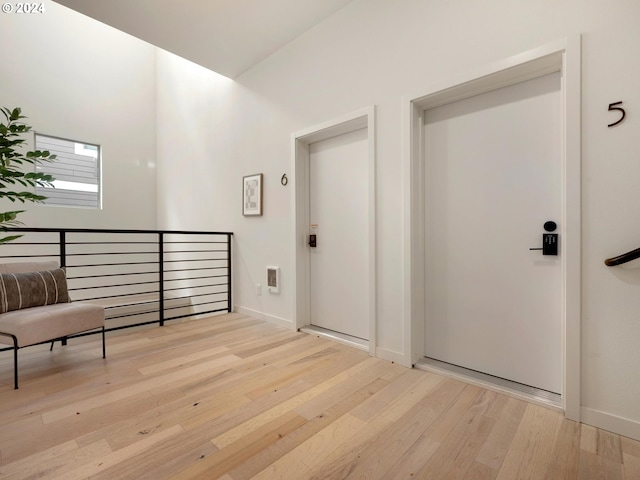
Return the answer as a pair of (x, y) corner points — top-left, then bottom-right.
(402, 38), (581, 420)
(292, 106), (376, 355)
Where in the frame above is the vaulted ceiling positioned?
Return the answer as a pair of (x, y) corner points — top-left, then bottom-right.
(53, 0), (356, 78)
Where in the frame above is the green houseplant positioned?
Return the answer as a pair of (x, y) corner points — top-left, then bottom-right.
(0, 107), (56, 243)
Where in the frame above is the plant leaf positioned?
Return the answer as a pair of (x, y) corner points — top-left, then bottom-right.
(0, 234), (23, 244)
(0, 107), (56, 242)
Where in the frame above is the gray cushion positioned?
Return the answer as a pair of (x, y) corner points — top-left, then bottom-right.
(0, 269), (70, 314)
(0, 302), (104, 347)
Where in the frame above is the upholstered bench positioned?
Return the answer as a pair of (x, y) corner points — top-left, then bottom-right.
(0, 261), (105, 389)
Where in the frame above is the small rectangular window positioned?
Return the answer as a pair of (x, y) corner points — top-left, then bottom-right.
(34, 133), (101, 209)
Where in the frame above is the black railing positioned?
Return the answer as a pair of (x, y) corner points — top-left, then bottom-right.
(0, 227), (233, 337)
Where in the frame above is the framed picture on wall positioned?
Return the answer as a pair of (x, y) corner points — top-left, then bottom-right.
(243, 173), (263, 216)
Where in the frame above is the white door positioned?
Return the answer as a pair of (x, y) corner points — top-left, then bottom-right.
(424, 72), (562, 393)
(309, 128), (369, 340)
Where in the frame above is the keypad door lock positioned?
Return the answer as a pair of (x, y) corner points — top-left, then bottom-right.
(309, 224), (318, 248)
(530, 221), (558, 256)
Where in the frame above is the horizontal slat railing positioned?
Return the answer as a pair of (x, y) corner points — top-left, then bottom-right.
(0, 227), (233, 343)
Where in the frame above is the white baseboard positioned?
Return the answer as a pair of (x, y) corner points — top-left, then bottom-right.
(234, 306), (294, 330)
(376, 347), (408, 367)
(581, 406), (640, 441)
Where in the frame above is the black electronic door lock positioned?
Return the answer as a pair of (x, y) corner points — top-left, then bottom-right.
(530, 233), (558, 255)
(309, 224), (318, 248)
(530, 221), (558, 256)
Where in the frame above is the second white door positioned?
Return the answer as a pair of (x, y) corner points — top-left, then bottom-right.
(309, 128), (369, 340)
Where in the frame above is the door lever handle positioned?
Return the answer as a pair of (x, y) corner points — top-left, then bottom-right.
(530, 233), (558, 256)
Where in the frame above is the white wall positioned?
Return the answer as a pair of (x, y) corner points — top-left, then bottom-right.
(156, 50), (295, 327)
(156, 0), (640, 437)
(0, 1), (157, 230)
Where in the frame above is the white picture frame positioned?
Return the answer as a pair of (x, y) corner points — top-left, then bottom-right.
(243, 173), (263, 216)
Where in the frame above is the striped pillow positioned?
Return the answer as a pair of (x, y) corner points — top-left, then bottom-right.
(0, 269), (70, 314)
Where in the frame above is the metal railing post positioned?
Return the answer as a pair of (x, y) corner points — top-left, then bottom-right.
(59, 231), (66, 268)
(59, 230), (68, 346)
(227, 233), (232, 313)
(159, 232), (165, 326)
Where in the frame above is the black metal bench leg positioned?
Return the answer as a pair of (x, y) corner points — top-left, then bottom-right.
(12, 335), (18, 389)
(4, 329), (104, 389)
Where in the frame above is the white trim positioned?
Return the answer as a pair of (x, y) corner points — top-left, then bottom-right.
(234, 306), (293, 329)
(561, 35), (582, 422)
(402, 37), (581, 419)
(291, 106), (377, 356)
(581, 407), (640, 442)
(375, 347), (406, 366)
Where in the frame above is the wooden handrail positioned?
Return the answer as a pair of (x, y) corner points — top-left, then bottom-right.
(604, 247), (640, 266)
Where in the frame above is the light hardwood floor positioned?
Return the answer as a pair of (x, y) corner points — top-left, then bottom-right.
(0, 313), (638, 479)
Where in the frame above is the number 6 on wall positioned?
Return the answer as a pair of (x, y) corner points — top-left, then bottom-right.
(608, 101), (626, 127)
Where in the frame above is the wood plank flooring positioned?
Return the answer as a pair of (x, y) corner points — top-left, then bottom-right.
(0, 312), (638, 479)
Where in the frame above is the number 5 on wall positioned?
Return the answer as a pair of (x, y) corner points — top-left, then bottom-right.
(608, 101), (626, 127)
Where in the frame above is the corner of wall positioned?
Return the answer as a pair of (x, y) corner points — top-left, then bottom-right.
(234, 305), (294, 330)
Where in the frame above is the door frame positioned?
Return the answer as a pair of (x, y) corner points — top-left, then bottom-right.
(402, 37), (581, 420)
(291, 106), (376, 355)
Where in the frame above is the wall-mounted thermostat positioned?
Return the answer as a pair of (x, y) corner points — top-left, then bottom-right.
(267, 266), (280, 293)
